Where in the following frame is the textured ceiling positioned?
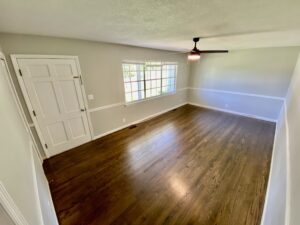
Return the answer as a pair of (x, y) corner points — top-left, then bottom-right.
(1, 0), (300, 51)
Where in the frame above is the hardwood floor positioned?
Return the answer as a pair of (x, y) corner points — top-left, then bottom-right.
(44, 105), (276, 225)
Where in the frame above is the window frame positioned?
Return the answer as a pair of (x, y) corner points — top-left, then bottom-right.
(122, 61), (177, 105)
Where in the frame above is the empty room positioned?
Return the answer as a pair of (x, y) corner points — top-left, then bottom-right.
(1, 1), (300, 225)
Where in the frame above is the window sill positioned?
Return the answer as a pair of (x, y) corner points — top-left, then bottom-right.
(124, 91), (177, 106)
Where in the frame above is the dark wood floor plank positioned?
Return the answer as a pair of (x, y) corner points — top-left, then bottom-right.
(44, 105), (275, 225)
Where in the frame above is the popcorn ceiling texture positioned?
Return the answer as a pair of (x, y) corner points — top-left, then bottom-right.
(1, 0), (300, 51)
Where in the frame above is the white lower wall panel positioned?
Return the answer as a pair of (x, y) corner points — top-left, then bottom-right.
(90, 89), (188, 138)
(189, 88), (283, 122)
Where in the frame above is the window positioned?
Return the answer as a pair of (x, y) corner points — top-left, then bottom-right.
(122, 61), (177, 103)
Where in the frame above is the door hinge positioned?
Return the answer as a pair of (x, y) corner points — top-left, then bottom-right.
(19, 69), (23, 76)
(32, 110), (36, 117)
(45, 143), (48, 149)
(74, 75), (83, 85)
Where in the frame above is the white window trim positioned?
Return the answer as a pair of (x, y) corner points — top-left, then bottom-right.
(124, 89), (177, 106)
(122, 61), (178, 105)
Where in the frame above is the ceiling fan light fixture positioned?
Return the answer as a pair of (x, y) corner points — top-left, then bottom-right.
(187, 37), (228, 61)
(188, 52), (201, 61)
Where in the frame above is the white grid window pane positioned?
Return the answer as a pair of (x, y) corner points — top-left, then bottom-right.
(139, 91), (145, 99)
(123, 71), (131, 82)
(151, 71), (156, 79)
(169, 78), (175, 85)
(146, 81), (151, 89)
(131, 82), (138, 92)
(125, 93), (132, 102)
(162, 86), (167, 93)
(123, 63), (145, 103)
(151, 80), (157, 88)
(132, 91), (139, 101)
(130, 71), (137, 81)
(145, 71), (151, 80)
(146, 89), (151, 97)
(162, 79), (168, 86)
(151, 88), (159, 97)
(122, 62), (177, 103)
(138, 81), (144, 91)
(157, 80), (161, 88)
(124, 83), (131, 92)
(168, 85), (175, 92)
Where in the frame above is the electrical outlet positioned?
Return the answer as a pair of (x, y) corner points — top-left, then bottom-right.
(122, 118), (126, 123)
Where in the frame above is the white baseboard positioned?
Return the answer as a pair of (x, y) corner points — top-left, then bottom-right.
(188, 102), (277, 123)
(92, 102), (188, 140)
(93, 101), (278, 141)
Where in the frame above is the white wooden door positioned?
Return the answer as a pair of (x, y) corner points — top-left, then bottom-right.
(16, 58), (91, 156)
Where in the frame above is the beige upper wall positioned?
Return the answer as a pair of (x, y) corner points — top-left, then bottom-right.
(190, 47), (300, 97)
(0, 33), (189, 141)
(0, 33), (189, 109)
(188, 46), (300, 121)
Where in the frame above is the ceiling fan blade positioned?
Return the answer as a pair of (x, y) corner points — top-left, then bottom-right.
(199, 50), (229, 53)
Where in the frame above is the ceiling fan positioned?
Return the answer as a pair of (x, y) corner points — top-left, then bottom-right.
(188, 37), (228, 61)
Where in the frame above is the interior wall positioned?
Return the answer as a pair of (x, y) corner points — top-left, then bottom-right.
(262, 52), (300, 225)
(261, 107), (287, 225)
(189, 47), (300, 121)
(0, 32), (299, 225)
(0, 33), (189, 143)
(285, 53), (300, 225)
(0, 54), (58, 224)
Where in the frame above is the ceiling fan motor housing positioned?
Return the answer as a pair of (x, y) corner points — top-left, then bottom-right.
(193, 37), (200, 43)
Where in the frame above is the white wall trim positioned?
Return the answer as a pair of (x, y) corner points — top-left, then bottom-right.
(88, 87), (189, 113)
(88, 102), (124, 113)
(189, 87), (285, 101)
(1, 54), (44, 161)
(284, 101), (291, 225)
(29, 142), (45, 225)
(124, 91), (177, 106)
(92, 102), (187, 140)
(188, 102), (277, 123)
(73, 56), (95, 139)
(0, 182), (29, 225)
(9, 54), (80, 60)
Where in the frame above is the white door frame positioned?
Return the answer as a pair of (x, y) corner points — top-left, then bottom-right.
(10, 54), (94, 158)
(0, 182), (30, 225)
(0, 52), (44, 161)
(0, 51), (30, 225)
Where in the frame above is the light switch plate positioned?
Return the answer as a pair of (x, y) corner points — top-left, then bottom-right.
(88, 94), (94, 100)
